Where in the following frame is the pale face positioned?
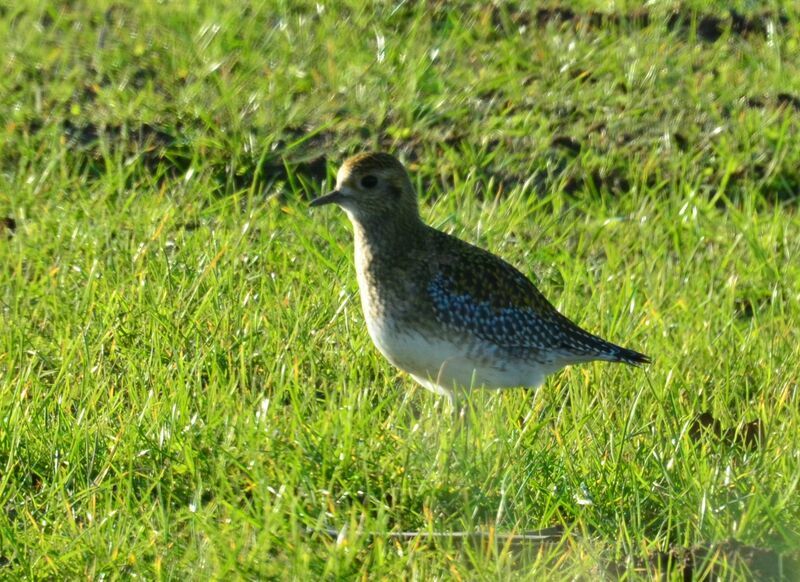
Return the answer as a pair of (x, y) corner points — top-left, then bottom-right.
(333, 165), (401, 220)
(309, 153), (419, 224)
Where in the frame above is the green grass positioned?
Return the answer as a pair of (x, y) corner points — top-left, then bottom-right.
(2, 0), (800, 579)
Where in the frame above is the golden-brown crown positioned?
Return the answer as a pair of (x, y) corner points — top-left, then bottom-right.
(340, 152), (407, 177)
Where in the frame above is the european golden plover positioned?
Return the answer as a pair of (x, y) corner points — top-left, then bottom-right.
(311, 152), (649, 405)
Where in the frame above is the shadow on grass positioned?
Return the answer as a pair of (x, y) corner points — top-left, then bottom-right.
(313, 525), (799, 579)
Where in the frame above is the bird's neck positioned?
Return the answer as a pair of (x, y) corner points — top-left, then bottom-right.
(349, 215), (426, 291)
(350, 214), (425, 320)
(349, 213), (425, 258)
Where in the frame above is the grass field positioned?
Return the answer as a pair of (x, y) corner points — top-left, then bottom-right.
(2, 1), (800, 579)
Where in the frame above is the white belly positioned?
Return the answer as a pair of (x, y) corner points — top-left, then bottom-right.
(364, 316), (555, 396)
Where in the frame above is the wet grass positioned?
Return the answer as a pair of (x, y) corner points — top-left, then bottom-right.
(1, 1), (799, 579)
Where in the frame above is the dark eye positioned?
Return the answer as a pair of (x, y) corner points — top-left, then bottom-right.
(360, 175), (378, 189)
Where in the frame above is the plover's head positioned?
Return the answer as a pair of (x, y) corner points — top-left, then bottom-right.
(310, 152), (418, 223)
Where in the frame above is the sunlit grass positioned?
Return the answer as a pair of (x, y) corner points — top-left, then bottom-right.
(1, 1), (799, 579)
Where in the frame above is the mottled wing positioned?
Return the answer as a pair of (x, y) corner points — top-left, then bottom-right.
(426, 232), (628, 359)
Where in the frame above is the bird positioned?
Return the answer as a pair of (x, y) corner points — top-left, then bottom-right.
(310, 152), (650, 407)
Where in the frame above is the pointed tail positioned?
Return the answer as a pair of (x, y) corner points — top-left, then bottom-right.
(609, 344), (651, 366)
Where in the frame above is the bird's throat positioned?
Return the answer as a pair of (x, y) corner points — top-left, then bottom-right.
(349, 212), (425, 260)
